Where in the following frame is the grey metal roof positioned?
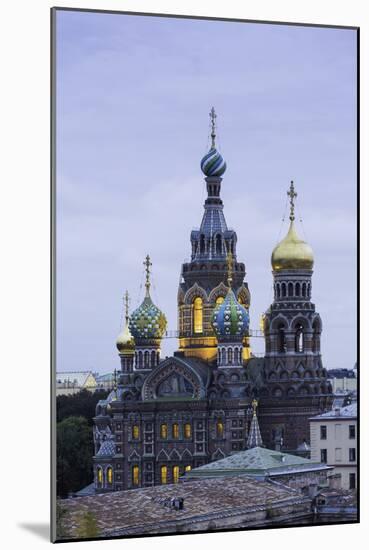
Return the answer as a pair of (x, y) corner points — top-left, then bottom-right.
(310, 403), (357, 420)
(96, 439), (115, 457)
(186, 446), (329, 478)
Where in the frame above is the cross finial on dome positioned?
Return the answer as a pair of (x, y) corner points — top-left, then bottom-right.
(123, 290), (130, 323)
(226, 251), (233, 287)
(144, 254), (152, 296)
(287, 180), (297, 222)
(251, 399), (258, 417)
(210, 106), (217, 149)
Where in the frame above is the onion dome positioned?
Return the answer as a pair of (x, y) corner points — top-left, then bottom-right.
(200, 106), (227, 177)
(271, 221), (314, 272)
(201, 147), (227, 177)
(116, 322), (135, 353)
(272, 181), (314, 272)
(129, 296), (167, 342)
(212, 288), (249, 340)
(116, 291), (135, 353)
(129, 255), (167, 343)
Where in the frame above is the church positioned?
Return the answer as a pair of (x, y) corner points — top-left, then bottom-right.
(92, 109), (332, 493)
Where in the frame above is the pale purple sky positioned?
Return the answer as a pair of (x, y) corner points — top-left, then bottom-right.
(56, 10), (357, 374)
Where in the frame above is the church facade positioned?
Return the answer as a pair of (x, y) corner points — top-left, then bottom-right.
(92, 109), (332, 493)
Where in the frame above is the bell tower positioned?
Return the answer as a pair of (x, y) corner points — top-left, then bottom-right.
(260, 182), (332, 451)
(177, 108), (251, 361)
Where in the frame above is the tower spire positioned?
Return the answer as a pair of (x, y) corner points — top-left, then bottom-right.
(226, 251), (233, 288)
(144, 254), (152, 297)
(247, 400), (263, 449)
(287, 180), (297, 222)
(210, 106), (217, 149)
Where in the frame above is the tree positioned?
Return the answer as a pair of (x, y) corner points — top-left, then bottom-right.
(57, 416), (93, 497)
(57, 389), (108, 426)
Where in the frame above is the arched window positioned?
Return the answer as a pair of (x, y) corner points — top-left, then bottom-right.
(160, 423), (168, 439)
(132, 465), (139, 486)
(200, 234), (205, 253)
(138, 351), (143, 367)
(173, 465), (180, 484)
(97, 467), (103, 488)
(216, 420), (224, 438)
(185, 465), (192, 472)
(193, 297), (203, 334)
(161, 465), (167, 484)
(107, 466), (113, 486)
(282, 283), (286, 297)
(221, 348), (226, 365)
(302, 282), (306, 297)
(296, 283), (300, 296)
(144, 350), (150, 367)
(234, 347), (239, 365)
(172, 423), (179, 439)
(276, 284), (281, 298)
(184, 423), (192, 439)
(295, 323), (304, 353)
(288, 282), (293, 297)
(132, 425), (140, 440)
(278, 323), (286, 353)
(151, 350), (156, 366)
(216, 296), (224, 306)
(227, 348), (233, 364)
(215, 234), (222, 255)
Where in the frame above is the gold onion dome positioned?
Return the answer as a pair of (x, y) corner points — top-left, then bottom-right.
(271, 181), (314, 272)
(116, 291), (135, 352)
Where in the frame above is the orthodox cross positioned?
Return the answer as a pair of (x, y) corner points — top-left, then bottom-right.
(287, 180), (297, 221)
(123, 290), (130, 323)
(144, 254), (152, 295)
(210, 106), (217, 148)
(251, 399), (258, 416)
(226, 250), (233, 288)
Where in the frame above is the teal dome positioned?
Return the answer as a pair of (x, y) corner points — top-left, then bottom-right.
(200, 147), (227, 177)
(129, 295), (167, 343)
(212, 289), (249, 340)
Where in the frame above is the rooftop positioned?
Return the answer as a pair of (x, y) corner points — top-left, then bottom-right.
(60, 475), (307, 539)
(310, 403), (357, 420)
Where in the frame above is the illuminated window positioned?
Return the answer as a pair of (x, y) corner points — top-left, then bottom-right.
(97, 467), (103, 487)
(184, 423), (192, 439)
(172, 423), (179, 439)
(295, 324), (304, 353)
(132, 465), (139, 486)
(216, 296), (224, 306)
(173, 465), (180, 483)
(185, 465), (192, 472)
(107, 467), (113, 485)
(132, 425), (140, 440)
(160, 423), (168, 439)
(161, 465), (167, 484)
(216, 420), (224, 438)
(193, 297), (203, 333)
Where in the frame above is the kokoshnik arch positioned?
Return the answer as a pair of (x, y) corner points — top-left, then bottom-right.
(92, 108), (332, 492)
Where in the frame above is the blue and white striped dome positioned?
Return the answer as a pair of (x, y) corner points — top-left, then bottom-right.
(200, 147), (227, 177)
(212, 289), (249, 340)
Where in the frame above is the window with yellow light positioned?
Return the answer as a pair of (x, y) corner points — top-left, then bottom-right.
(161, 465), (167, 484)
(216, 420), (224, 437)
(132, 465), (139, 486)
(160, 423), (168, 439)
(193, 297), (203, 333)
(132, 424), (140, 440)
(184, 423), (192, 439)
(107, 466), (113, 485)
(172, 423), (179, 439)
(173, 465), (180, 483)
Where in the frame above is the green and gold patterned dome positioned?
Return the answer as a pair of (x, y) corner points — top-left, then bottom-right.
(129, 256), (167, 344)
